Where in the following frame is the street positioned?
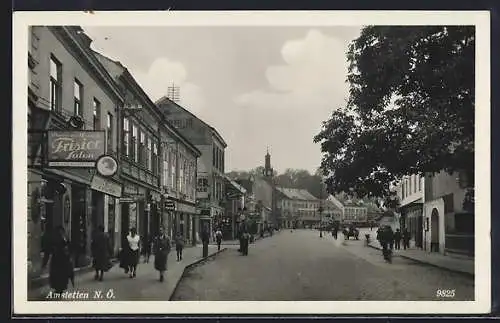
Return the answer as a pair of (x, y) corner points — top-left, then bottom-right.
(171, 230), (474, 301)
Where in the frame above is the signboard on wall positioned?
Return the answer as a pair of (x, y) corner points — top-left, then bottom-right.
(90, 174), (122, 198)
(47, 131), (106, 167)
(196, 173), (209, 199)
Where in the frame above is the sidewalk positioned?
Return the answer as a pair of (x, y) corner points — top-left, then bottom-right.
(28, 244), (223, 301)
(360, 229), (474, 277)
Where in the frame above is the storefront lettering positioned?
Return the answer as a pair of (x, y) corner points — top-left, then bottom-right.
(47, 131), (105, 163)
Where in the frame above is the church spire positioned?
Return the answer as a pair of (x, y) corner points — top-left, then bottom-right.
(264, 147), (273, 177)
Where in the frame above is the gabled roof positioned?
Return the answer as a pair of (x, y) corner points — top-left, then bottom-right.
(155, 96), (227, 148)
(276, 187), (318, 201)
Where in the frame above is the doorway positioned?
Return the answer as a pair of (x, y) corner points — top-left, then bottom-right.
(431, 208), (439, 252)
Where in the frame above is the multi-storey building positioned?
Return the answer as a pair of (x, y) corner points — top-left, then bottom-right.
(328, 193), (369, 226)
(395, 174), (424, 249)
(276, 187), (320, 229)
(27, 26), (124, 276)
(155, 97), (227, 236)
(394, 170), (473, 256)
(94, 52), (201, 248)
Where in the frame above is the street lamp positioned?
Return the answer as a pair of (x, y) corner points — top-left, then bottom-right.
(319, 205), (324, 237)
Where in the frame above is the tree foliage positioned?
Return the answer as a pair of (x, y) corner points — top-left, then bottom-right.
(227, 167), (327, 199)
(314, 26), (475, 204)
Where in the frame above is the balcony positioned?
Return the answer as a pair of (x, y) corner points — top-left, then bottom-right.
(121, 158), (160, 188)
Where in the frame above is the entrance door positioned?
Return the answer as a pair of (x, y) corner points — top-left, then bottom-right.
(121, 203), (130, 246)
(71, 186), (86, 267)
(416, 215), (423, 248)
(431, 208), (439, 252)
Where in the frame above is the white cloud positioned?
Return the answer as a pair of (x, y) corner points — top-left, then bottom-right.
(234, 29), (351, 111)
(131, 57), (206, 115)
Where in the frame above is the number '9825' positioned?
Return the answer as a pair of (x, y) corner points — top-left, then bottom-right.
(436, 289), (456, 298)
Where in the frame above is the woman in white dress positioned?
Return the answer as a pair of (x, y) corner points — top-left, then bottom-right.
(126, 227), (141, 278)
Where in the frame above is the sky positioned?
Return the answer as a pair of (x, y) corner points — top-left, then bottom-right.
(82, 26), (362, 174)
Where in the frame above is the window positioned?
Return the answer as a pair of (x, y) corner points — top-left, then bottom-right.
(222, 151), (225, 172)
(162, 149), (169, 187)
(49, 56), (62, 112)
(414, 175), (417, 193)
(153, 142), (158, 176)
(73, 79), (83, 116)
(409, 177), (412, 195)
(147, 137), (152, 171)
(401, 182), (405, 199)
(123, 117), (130, 156)
(132, 124), (138, 162)
(179, 158), (184, 194)
(139, 131), (145, 165)
(93, 98), (101, 130)
(213, 147), (216, 167)
(106, 113), (113, 153)
(418, 175), (422, 191)
(171, 150), (177, 190)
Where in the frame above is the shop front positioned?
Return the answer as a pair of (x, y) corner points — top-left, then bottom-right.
(119, 182), (146, 248)
(177, 201), (197, 246)
(89, 173), (122, 256)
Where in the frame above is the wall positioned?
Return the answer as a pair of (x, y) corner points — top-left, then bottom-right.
(34, 27), (118, 132)
(424, 197), (446, 254)
(397, 174), (424, 206)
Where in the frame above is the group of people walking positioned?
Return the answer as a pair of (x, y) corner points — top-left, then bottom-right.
(39, 224), (190, 296)
(376, 226), (411, 262)
(119, 228), (186, 282)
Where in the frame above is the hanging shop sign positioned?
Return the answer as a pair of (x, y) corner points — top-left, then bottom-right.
(96, 155), (118, 177)
(90, 174), (122, 198)
(47, 130), (106, 167)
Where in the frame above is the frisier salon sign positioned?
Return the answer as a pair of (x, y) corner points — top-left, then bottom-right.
(47, 131), (105, 167)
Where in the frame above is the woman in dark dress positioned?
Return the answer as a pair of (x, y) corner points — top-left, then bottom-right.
(91, 225), (112, 281)
(154, 228), (171, 282)
(42, 226), (74, 294)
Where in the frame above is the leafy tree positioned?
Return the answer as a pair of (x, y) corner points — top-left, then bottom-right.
(314, 26), (474, 207)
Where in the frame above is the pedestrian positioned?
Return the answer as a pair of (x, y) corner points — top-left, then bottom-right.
(143, 233), (153, 263)
(91, 225), (112, 281)
(241, 230), (250, 256)
(153, 228), (171, 282)
(126, 227), (140, 278)
(175, 232), (184, 261)
(119, 233), (130, 274)
(386, 226), (394, 250)
(402, 228), (410, 250)
(201, 225), (210, 257)
(394, 228), (402, 250)
(215, 228), (223, 251)
(41, 226), (74, 294)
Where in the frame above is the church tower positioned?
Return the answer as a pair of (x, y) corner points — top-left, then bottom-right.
(264, 147), (273, 177)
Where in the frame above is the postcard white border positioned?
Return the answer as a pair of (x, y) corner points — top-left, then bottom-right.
(13, 10), (491, 315)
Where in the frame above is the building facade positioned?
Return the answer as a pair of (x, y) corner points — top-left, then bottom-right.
(423, 170), (473, 256)
(276, 188), (321, 229)
(155, 97), (227, 237)
(395, 174), (424, 249)
(94, 52), (201, 248)
(328, 194), (369, 226)
(27, 26), (124, 277)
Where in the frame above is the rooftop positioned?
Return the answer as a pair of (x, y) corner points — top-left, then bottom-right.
(276, 187), (318, 201)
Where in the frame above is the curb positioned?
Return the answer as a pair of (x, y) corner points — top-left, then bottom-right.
(368, 243), (474, 278)
(168, 248), (228, 301)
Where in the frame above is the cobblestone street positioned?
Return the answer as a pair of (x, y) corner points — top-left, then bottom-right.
(171, 230), (474, 301)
